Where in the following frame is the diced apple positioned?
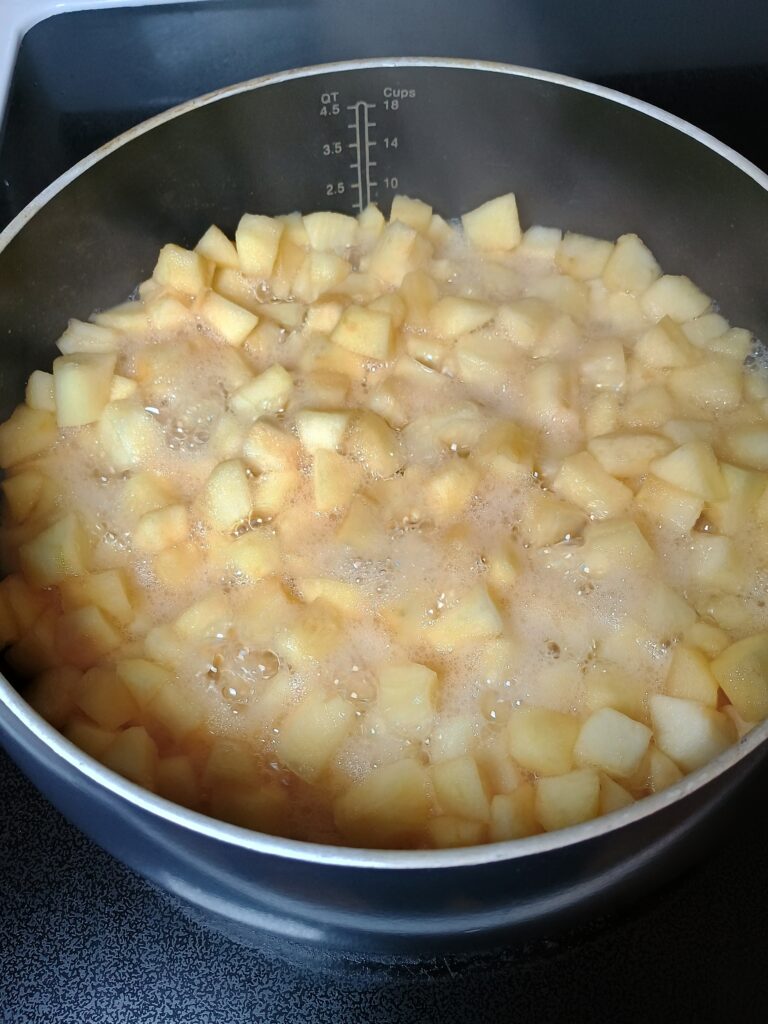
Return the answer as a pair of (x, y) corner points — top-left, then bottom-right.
(235, 213), (283, 278)
(56, 605), (122, 669)
(198, 290), (259, 347)
(389, 195), (432, 233)
(200, 459), (252, 531)
(377, 661), (437, 739)
(427, 816), (487, 849)
(488, 785), (538, 841)
(520, 491), (584, 548)
(356, 203), (386, 247)
(312, 449), (364, 512)
(650, 441), (726, 501)
(602, 233), (660, 294)
(422, 459), (479, 520)
(26, 371), (56, 412)
(428, 296), (495, 338)
(669, 358), (742, 412)
(134, 504), (189, 553)
(367, 221), (424, 286)
(146, 685), (203, 741)
(553, 451), (632, 518)
(507, 707), (580, 776)
(329, 304), (393, 361)
(276, 693), (353, 782)
(152, 541), (205, 588)
(574, 707), (652, 778)
(722, 426), (768, 471)
(97, 400), (163, 472)
(711, 633), (768, 722)
(57, 319), (120, 355)
(52, 352), (116, 427)
(19, 513), (89, 586)
(706, 463), (767, 535)
(116, 657), (173, 706)
(64, 718), (116, 759)
(243, 420), (299, 472)
(174, 592), (230, 642)
(336, 495), (386, 557)
(0, 405), (57, 468)
(664, 644), (719, 706)
(296, 409), (350, 453)
(556, 233), (613, 280)
(517, 225), (562, 262)
(76, 666), (139, 730)
(634, 476), (703, 532)
(641, 274), (710, 322)
(153, 243), (210, 297)
(462, 193), (521, 251)
(334, 758), (431, 847)
(599, 773), (634, 814)
(647, 744), (684, 792)
(195, 223), (239, 268)
(587, 432), (672, 477)
(291, 251), (351, 303)
(121, 472), (174, 519)
(431, 755), (490, 823)
(349, 410), (403, 477)
(579, 339), (626, 390)
(102, 726), (158, 790)
(426, 584), (503, 651)
(60, 568), (133, 626)
(650, 694), (736, 771)
(535, 769), (600, 831)
(622, 384), (674, 430)
(157, 754), (200, 808)
(2, 468), (44, 522)
(580, 518), (655, 577)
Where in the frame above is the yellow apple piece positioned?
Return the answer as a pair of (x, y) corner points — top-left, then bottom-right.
(665, 644), (719, 706)
(489, 785), (539, 841)
(649, 441), (726, 501)
(334, 758), (431, 847)
(390, 195), (432, 233)
(462, 193), (521, 251)
(2, 468), (44, 523)
(296, 409), (351, 453)
(633, 476), (703, 532)
(601, 233), (660, 294)
(76, 666), (139, 730)
(64, 718), (116, 760)
(599, 773), (634, 814)
(367, 221), (423, 286)
(507, 707), (580, 776)
(198, 290), (259, 347)
(431, 755), (490, 823)
(587, 432), (673, 477)
(535, 769), (600, 831)
(553, 451), (632, 518)
(427, 816), (487, 849)
(174, 592), (231, 643)
(25, 370), (56, 412)
(580, 518), (655, 577)
(641, 274), (710, 322)
(56, 606), (123, 669)
(101, 726), (158, 790)
(134, 504), (189, 554)
(60, 568), (133, 626)
(57, 319), (120, 355)
(649, 694), (736, 771)
(195, 223), (239, 268)
(330, 304), (393, 360)
(0, 405), (58, 468)
(303, 210), (357, 250)
(349, 410), (403, 477)
(157, 754), (200, 808)
(556, 233), (613, 280)
(229, 365), (293, 420)
(428, 296), (495, 338)
(116, 657), (174, 707)
(200, 459), (252, 531)
(722, 426), (768, 472)
(426, 584), (503, 651)
(97, 400), (163, 472)
(377, 661), (437, 739)
(235, 213), (283, 279)
(19, 513), (89, 586)
(519, 491), (584, 547)
(153, 243), (210, 297)
(711, 633), (768, 722)
(276, 693), (354, 782)
(243, 420), (300, 472)
(574, 707), (652, 778)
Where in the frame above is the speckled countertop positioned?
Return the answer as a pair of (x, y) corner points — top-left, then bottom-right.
(1, 746), (766, 1023)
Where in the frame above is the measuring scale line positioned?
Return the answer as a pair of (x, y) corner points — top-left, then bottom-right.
(347, 100), (377, 211)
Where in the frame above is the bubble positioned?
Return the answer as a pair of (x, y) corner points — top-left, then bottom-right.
(237, 648), (280, 681)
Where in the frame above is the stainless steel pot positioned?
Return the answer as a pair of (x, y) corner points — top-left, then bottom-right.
(1, 58), (767, 963)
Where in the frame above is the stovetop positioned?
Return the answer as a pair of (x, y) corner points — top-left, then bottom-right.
(1, 3), (768, 1021)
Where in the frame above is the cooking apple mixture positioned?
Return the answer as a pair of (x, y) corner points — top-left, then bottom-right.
(1, 192), (767, 848)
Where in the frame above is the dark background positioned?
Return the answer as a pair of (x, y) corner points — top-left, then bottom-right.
(1, 2), (768, 1021)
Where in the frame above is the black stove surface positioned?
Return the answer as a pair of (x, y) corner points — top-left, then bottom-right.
(1, 3), (768, 1021)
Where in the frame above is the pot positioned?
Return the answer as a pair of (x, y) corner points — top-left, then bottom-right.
(0, 58), (767, 963)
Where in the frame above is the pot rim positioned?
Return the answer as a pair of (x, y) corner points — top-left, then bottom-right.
(1, 56), (767, 871)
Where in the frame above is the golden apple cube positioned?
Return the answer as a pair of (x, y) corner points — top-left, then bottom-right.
(6, 604), (60, 674)
(0, 405), (58, 468)
(427, 816), (487, 849)
(390, 195), (433, 233)
(291, 251), (351, 303)
(147, 685), (203, 741)
(723, 426), (768, 471)
(2, 468), (44, 522)
(276, 693), (353, 782)
(109, 375), (139, 401)
(621, 384), (674, 429)
(142, 623), (187, 669)
(583, 392), (620, 439)
(153, 243), (210, 297)
(367, 221), (422, 286)
(648, 744), (684, 792)
(195, 223), (239, 268)
(356, 203), (386, 247)
(706, 463), (767, 534)
(635, 317), (696, 368)
(226, 529), (281, 581)
(203, 737), (257, 787)
(25, 666), (81, 728)
(200, 459), (252, 531)
(296, 409), (351, 453)
(60, 568), (133, 626)
(662, 419), (715, 446)
(535, 769), (600, 831)
(650, 441), (726, 501)
(97, 401), (163, 472)
(76, 666), (139, 730)
(235, 213), (284, 278)
(313, 448), (364, 512)
(711, 633), (768, 722)
(26, 370), (56, 412)
(121, 471), (175, 519)
(198, 290), (259, 347)
(683, 620), (730, 657)
(210, 783), (290, 835)
(641, 274), (710, 322)
(668, 358), (742, 412)
(649, 694), (736, 771)
(336, 495), (387, 558)
(152, 541), (205, 589)
(334, 758), (432, 847)
(229, 365), (293, 420)
(57, 319), (120, 355)
(462, 193), (521, 251)
(633, 476), (703, 532)
(489, 785), (539, 841)
(496, 297), (556, 351)
(428, 297), (495, 338)
(157, 754), (200, 808)
(115, 658), (173, 707)
(507, 707), (580, 776)
(19, 513), (90, 586)
(520, 491), (585, 548)
(579, 339), (627, 390)
(556, 233), (613, 281)
(377, 661), (437, 739)
(665, 644), (719, 706)
(423, 460), (479, 520)
(588, 432), (673, 478)
(251, 468), (300, 516)
(599, 773), (634, 814)
(243, 420), (300, 472)
(102, 726), (158, 790)
(57, 605), (122, 669)
(134, 503), (189, 553)
(349, 410), (403, 477)
(580, 518), (655, 577)
(517, 225), (562, 262)
(426, 584), (503, 652)
(431, 755), (491, 823)
(303, 210), (357, 250)
(553, 451), (632, 519)
(65, 718), (116, 759)
(428, 713), (482, 764)
(601, 233), (660, 294)
(688, 534), (742, 591)
(52, 352), (116, 427)
(330, 304), (393, 360)
(296, 578), (366, 618)
(0, 573), (52, 632)
(174, 592), (231, 642)
(574, 707), (652, 778)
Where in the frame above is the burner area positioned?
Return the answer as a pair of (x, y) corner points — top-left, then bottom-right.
(1, 3), (768, 1021)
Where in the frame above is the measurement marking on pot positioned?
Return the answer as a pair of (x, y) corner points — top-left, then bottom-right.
(347, 101), (377, 211)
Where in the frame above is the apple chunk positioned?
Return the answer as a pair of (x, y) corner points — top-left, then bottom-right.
(649, 694), (736, 772)
(711, 633), (768, 722)
(53, 352), (116, 427)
